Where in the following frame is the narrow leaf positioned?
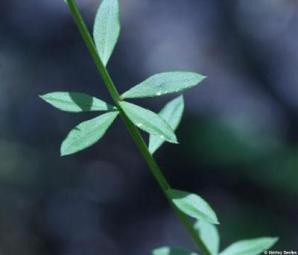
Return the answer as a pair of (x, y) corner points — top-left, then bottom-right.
(122, 71), (206, 99)
(167, 189), (219, 225)
(219, 237), (278, 255)
(194, 221), (220, 255)
(40, 92), (113, 112)
(93, 0), (120, 66)
(119, 101), (178, 144)
(152, 247), (198, 255)
(61, 111), (118, 156)
(149, 96), (184, 154)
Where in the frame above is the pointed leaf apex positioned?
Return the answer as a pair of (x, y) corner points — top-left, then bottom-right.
(149, 95), (184, 154)
(167, 189), (219, 225)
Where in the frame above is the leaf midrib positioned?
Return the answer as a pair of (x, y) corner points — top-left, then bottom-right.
(45, 96), (106, 110)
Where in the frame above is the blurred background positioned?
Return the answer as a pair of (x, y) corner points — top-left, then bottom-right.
(0, 0), (298, 254)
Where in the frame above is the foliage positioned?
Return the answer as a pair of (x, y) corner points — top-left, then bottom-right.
(40, 0), (279, 254)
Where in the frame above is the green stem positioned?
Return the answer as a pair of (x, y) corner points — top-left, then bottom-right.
(66, 1), (211, 254)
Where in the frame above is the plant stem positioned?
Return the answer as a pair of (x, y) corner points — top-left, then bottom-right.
(66, 1), (211, 254)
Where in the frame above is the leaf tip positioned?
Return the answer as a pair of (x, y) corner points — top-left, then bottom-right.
(60, 147), (68, 157)
(60, 148), (74, 157)
(148, 146), (155, 155)
(60, 142), (72, 157)
(175, 94), (184, 104)
(205, 212), (220, 225)
(39, 94), (46, 100)
(209, 210), (220, 225)
(197, 75), (207, 84)
(270, 237), (279, 244)
(171, 135), (179, 144)
(212, 218), (220, 225)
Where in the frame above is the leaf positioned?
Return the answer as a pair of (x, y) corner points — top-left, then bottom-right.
(122, 71), (206, 99)
(119, 101), (178, 144)
(40, 92), (113, 112)
(219, 237), (278, 255)
(167, 189), (219, 225)
(149, 96), (184, 154)
(93, 0), (120, 66)
(61, 111), (118, 156)
(194, 221), (220, 255)
(152, 247), (198, 255)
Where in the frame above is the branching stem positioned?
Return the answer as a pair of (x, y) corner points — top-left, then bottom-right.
(66, 1), (211, 254)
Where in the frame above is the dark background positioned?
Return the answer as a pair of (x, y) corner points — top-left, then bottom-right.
(0, 0), (297, 254)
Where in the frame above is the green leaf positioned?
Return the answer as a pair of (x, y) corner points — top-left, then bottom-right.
(149, 96), (184, 154)
(152, 247), (198, 255)
(61, 111), (118, 156)
(122, 71), (206, 99)
(119, 101), (178, 144)
(219, 237), (278, 255)
(167, 189), (219, 225)
(40, 92), (113, 112)
(194, 221), (220, 255)
(93, 0), (120, 66)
